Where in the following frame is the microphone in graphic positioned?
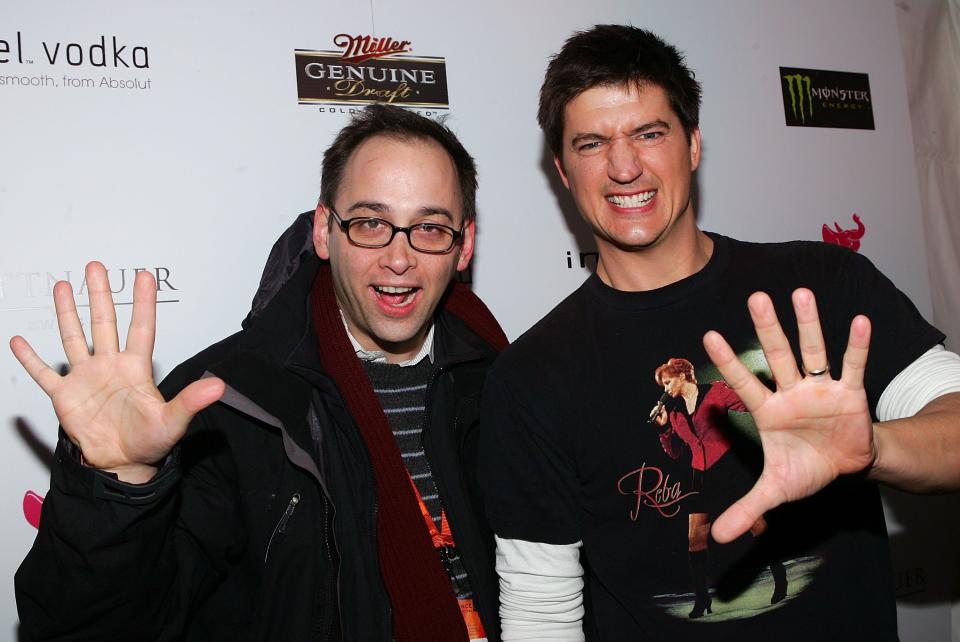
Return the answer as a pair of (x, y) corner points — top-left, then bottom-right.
(647, 393), (669, 423)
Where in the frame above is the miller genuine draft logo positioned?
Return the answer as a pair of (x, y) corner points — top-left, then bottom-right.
(295, 33), (448, 109)
(336, 33), (411, 64)
(780, 67), (874, 130)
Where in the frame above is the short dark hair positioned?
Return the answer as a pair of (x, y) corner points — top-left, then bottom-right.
(321, 104), (478, 222)
(538, 24), (702, 157)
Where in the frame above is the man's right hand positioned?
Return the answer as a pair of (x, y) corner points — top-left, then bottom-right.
(10, 262), (225, 484)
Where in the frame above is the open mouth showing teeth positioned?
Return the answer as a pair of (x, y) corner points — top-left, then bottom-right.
(374, 285), (418, 306)
(607, 191), (656, 208)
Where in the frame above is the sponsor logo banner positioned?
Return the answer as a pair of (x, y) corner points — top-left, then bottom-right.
(821, 214), (865, 252)
(780, 67), (874, 130)
(0, 30), (152, 93)
(0, 267), (179, 315)
(295, 33), (448, 108)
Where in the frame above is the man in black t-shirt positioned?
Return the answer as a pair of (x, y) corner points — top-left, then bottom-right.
(479, 25), (960, 641)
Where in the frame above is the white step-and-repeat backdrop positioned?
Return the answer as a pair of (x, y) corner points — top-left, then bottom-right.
(1, 1), (956, 639)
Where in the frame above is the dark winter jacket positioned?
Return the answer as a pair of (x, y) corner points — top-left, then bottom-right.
(15, 213), (502, 641)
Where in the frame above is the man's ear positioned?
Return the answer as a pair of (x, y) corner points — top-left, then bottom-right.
(689, 127), (702, 172)
(456, 220), (476, 272)
(314, 203), (331, 260)
(553, 155), (571, 190)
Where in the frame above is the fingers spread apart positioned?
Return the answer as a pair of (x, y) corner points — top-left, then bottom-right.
(840, 315), (870, 390)
(9, 336), (62, 396)
(54, 280), (90, 365)
(792, 289), (830, 380)
(125, 269), (158, 357)
(711, 479), (784, 544)
(703, 330), (770, 411)
(85, 262), (120, 355)
(747, 292), (801, 389)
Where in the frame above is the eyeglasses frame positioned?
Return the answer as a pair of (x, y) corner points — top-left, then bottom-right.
(327, 207), (464, 255)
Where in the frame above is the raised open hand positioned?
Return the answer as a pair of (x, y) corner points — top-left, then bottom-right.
(10, 262), (224, 483)
(703, 288), (874, 543)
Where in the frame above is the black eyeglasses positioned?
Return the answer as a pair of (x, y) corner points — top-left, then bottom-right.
(329, 208), (463, 254)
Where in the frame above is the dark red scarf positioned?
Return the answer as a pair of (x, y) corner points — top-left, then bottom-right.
(310, 263), (507, 642)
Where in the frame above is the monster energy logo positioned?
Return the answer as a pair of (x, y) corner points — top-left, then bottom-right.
(779, 66), (875, 130)
(783, 73), (813, 123)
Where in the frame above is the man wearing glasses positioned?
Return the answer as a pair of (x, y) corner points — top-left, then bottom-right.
(13, 104), (504, 642)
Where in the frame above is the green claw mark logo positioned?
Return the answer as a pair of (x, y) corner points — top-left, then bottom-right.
(783, 73), (813, 123)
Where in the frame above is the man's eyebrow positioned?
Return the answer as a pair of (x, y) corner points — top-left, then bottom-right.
(346, 201), (454, 222)
(569, 132), (608, 148)
(630, 119), (671, 135)
(347, 201), (388, 215)
(418, 206), (454, 222)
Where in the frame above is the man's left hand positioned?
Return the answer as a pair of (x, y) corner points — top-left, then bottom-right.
(703, 288), (874, 543)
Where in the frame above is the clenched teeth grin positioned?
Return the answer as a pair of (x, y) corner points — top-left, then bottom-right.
(607, 191), (656, 208)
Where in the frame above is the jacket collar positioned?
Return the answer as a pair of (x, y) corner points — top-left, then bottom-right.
(209, 212), (495, 424)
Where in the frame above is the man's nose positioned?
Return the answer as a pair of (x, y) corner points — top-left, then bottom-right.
(379, 230), (417, 274)
(607, 137), (643, 184)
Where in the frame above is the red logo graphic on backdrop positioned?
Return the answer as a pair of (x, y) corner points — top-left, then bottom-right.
(822, 214), (865, 252)
(23, 490), (44, 529)
(334, 33), (412, 64)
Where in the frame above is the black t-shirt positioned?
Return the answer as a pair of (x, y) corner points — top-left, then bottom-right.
(479, 234), (944, 641)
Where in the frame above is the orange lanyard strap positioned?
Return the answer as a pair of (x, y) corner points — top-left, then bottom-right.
(408, 477), (486, 639)
(408, 475), (455, 549)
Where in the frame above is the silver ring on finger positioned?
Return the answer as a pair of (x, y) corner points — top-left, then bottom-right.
(803, 363), (830, 378)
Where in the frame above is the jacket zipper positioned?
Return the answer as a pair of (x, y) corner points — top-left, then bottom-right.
(264, 492), (301, 564)
(213, 382), (345, 635)
(311, 493), (336, 641)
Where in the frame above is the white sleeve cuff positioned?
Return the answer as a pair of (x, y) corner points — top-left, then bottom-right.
(877, 345), (960, 421)
(496, 536), (585, 641)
